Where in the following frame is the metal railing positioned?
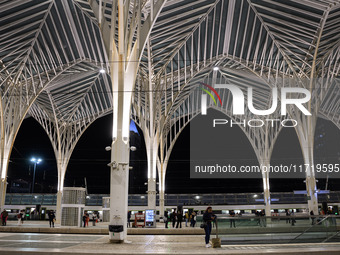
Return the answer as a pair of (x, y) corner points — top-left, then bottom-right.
(4, 191), (340, 206)
(194, 215), (339, 244)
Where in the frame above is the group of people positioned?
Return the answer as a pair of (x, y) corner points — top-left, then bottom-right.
(255, 209), (267, 227)
(285, 209), (296, 226)
(83, 211), (100, 227)
(164, 209), (197, 228)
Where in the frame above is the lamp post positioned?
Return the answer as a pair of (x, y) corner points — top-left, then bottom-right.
(31, 158), (42, 193)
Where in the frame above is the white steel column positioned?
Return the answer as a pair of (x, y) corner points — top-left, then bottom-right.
(158, 160), (167, 218)
(146, 138), (158, 209)
(56, 191), (63, 224)
(109, 51), (137, 242)
(0, 179), (7, 212)
(55, 150), (67, 225)
(158, 136), (167, 217)
(0, 147), (11, 212)
(300, 138), (318, 214)
(108, 0), (139, 240)
(55, 162), (67, 225)
(262, 169), (271, 217)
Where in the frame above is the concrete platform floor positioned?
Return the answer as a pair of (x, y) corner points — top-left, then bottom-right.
(0, 233), (339, 255)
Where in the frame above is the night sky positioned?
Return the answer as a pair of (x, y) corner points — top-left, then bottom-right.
(7, 114), (340, 194)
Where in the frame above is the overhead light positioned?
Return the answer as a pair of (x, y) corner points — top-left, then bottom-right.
(31, 158), (42, 164)
(99, 68), (106, 74)
(253, 194), (258, 198)
(195, 195), (200, 199)
(213, 66), (219, 71)
(141, 196), (145, 199)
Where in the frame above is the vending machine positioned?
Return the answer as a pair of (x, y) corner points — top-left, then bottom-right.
(145, 209), (156, 228)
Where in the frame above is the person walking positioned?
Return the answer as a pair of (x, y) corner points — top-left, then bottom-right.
(185, 211), (189, 227)
(203, 207), (216, 248)
(176, 210), (183, 228)
(171, 209), (177, 228)
(229, 210), (236, 228)
(164, 211), (168, 228)
(48, 210), (55, 228)
(1, 210), (8, 226)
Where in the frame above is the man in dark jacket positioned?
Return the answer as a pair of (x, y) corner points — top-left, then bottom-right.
(171, 209), (177, 228)
(164, 211), (168, 228)
(48, 210), (55, 228)
(176, 210), (183, 228)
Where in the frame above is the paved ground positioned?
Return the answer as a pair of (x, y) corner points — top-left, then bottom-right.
(0, 222), (339, 254)
(0, 233), (339, 255)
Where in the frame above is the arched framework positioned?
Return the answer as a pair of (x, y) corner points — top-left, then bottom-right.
(131, 0), (340, 216)
(156, 65), (286, 216)
(0, 0), (109, 212)
(29, 70), (111, 223)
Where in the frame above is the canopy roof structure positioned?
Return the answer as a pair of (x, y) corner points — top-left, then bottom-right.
(1, 0), (340, 220)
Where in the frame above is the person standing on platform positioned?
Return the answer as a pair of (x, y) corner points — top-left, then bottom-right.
(85, 212), (90, 227)
(260, 209), (266, 227)
(48, 210), (55, 228)
(191, 211), (197, 227)
(286, 210), (291, 224)
(171, 209), (177, 228)
(1, 210), (8, 226)
(291, 210), (296, 226)
(229, 210), (236, 228)
(203, 206), (216, 248)
(20, 210), (24, 225)
(83, 212), (87, 227)
(176, 210), (183, 228)
(185, 211), (189, 227)
(310, 210), (316, 225)
(17, 211), (22, 225)
(164, 211), (168, 228)
(127, 211), (131, 228)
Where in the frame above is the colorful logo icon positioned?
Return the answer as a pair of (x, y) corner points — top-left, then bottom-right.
(199, 82), (222, 115)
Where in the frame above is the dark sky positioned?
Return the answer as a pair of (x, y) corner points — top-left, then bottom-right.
(8, 113), (340, 194)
